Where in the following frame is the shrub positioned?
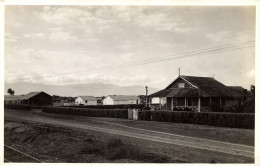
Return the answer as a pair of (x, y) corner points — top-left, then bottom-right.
(43, 107), (128, 119)
(4, 104), (33, 110)
(137, 110), (254, 129)
(63, 104), (145, 110)
(139, 110), (151, 121)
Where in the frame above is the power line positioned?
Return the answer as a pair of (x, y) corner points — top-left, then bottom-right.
(56, 40), (255, 76)
(7, 40), (255, 82)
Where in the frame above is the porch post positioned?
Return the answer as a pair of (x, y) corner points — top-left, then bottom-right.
(185, 97), (187, 107)
(198, 97), (201, 112)
(220, 97), (222, 105)
(171, 98), (173, 111)
(198, 89), (201, 112)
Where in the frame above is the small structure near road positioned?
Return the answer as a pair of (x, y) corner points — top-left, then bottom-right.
(103, 95), (141, 105)
(4, 91), (52, 106)
(75, 96), (97, 105)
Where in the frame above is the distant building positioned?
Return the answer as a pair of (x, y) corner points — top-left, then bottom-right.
(103, 95), (140, 105)
(4, 91), (52, 106)
(95, 97), (105, 105)
(52, 96), (76, 106)
(149, 75), (246, 112)
(75, 96), (97, 105)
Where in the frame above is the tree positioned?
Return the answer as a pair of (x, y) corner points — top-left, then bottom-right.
(7, 88), (15, 96)
(250, 85), (255, 95)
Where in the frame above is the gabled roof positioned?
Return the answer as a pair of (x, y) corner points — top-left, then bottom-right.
(181, 76), (226, 88)
(150, 75), (245, 98)
(20, 92), (42, 100)
(108, 95), (140, 101)
(78, 96), (97, 101)
(5, 91), (51, 100)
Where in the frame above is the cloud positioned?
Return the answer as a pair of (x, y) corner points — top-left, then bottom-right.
(206, 31), (230, 42)
(40, 7), (93, 25)
(5, 71), (150, 86)
(24, 33), (45, 38)
(235, 31), (255, 42)
(5, 32), (20, 43)
(49, 31), (82, 43)
(244, 69), (255, 79)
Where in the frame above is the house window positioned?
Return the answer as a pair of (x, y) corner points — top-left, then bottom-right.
(178, 83), (185, 88)
(85, 100), (88, 103)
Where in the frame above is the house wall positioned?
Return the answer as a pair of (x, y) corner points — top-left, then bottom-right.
(166, 98), (172, 110)
(75, 97), (97, 105)
(75, 97), (83, 105)
(114, 99), (140, 105)
(151, 97), (160, 104)
(225, 99), (239, 106)
(28, 92), (52, 106)
(103, 96), (114, 105)
(167, 77), (193, 89)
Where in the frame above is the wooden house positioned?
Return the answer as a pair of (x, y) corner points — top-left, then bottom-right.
(103, 95), (140, 105)
(4, 91), (52, 106)
(149, 75), (246, 112)
(75, 96), (97, 105)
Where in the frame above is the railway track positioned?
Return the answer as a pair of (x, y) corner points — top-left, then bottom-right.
(5, 112), (254, 158)
(4, 144), (44, 163)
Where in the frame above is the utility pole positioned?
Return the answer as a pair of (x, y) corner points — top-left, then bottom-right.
(179, 68), (180, 77)
(145, 86), (148, 106)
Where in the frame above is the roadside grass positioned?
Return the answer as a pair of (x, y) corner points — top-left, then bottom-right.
(80, 138), (169, 163)
(5, 120), (169, 163)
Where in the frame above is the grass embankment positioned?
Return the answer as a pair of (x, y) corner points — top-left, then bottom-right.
(4, 120), (169, 163)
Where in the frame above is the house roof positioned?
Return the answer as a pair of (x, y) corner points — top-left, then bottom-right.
(79, 96), (97, 101)
(150, 75), (246, 98)
(181, 76), (226, 88)
(4, 92), (46, 100)
(108, 95), (140, 101)
(20, 92), (42, 100)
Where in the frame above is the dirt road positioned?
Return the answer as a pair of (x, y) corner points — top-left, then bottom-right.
(4, 109), (254, 163)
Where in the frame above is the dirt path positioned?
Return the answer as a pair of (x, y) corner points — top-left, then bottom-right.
(4, 109), (254, 163)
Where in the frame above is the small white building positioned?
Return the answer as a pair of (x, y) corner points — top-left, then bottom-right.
(103, 95), (140, 105)
(151, 97), (167, 105)
(75, 96), (97, 105)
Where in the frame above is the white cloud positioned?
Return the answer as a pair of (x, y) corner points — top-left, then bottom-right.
(244, 69), (255, 79)
(174, 27), (193, 33)
(40, 7), (93, 25)
(206, 31), (230, 42)
(49, 31), (82, 43)
(5, 32), (20, 43)
(235, 31), (255, 42)
(24, 33), (45, 38)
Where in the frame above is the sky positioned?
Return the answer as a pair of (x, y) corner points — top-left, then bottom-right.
(4, 6), (255, 90)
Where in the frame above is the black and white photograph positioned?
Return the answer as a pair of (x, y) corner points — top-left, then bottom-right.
(1, 1), (258, 164)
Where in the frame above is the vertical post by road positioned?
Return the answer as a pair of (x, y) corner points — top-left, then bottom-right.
(145, 86), (148, 106)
